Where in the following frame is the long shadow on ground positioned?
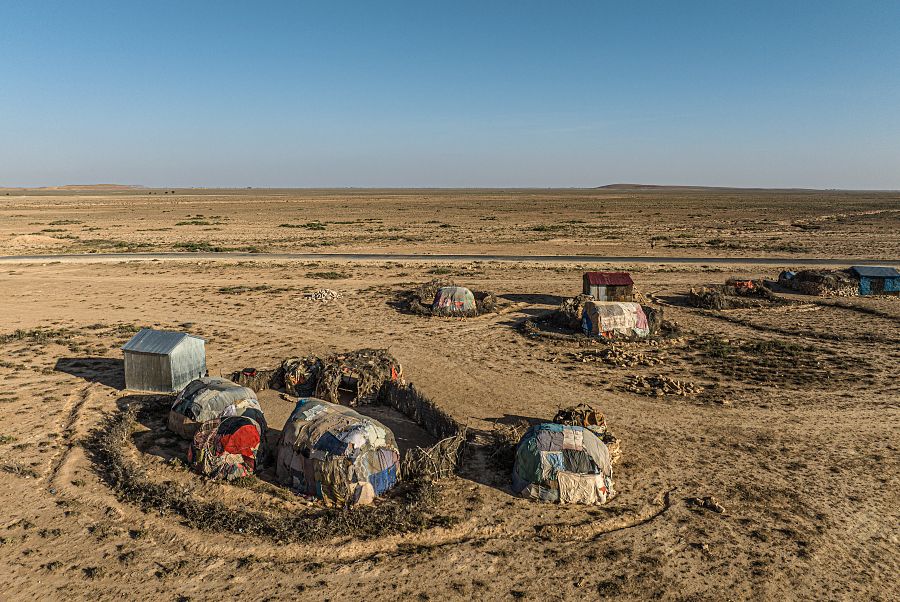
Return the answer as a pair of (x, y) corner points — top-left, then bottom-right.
(54, 357), (125, 390)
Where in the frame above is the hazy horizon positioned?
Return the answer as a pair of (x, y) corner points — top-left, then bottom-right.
(2, 1), (899, 189)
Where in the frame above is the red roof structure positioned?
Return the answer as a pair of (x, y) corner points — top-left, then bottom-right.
(583, 272), (633, 286)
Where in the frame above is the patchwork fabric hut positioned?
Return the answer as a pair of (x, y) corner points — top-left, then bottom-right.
(122, 328), (206, 393)
(582, 301), (650, 339)
(432, 286), (477, 315)
(849, 266), (900, 296)
(187, 415), (264, 481)
(582, 272), (634, 302)
(168, 377), (265, 439)
(275, 398), (401, 506)
(512, 423), (614, 504)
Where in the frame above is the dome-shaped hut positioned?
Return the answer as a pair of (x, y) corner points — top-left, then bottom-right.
(168, 377), (266, 439)
(432, 286), (477, 316)
(512, 423), (614, 504)
(187, 415), (264, 481)
(274, 398), (401, 506)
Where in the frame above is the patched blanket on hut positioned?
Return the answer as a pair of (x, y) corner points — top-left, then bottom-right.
(274, 398), (401, 506)
(187, 415), (263, 481)
(512, 423), (614, 504)
(169, 376), (266, 439)
(581, 301), (650, 338)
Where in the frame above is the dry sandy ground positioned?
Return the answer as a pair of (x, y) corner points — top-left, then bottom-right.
(2, 187), (900, 259)
(0, 189), (898, 601)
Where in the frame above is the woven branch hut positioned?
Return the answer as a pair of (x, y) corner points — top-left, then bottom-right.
(314, 349), (403, 406)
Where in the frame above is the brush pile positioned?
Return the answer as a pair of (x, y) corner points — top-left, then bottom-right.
(689, 279), (782, 310)
(779, 270), (859, 297)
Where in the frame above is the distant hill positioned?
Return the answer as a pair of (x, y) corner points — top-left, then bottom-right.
(596, 183), (671, 189)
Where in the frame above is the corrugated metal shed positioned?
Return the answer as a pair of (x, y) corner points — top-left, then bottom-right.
(122, 329), (206, 393)
(122, 329), (201, 354)
(849, 266), (900, 278)
(583, 272), (634, 301)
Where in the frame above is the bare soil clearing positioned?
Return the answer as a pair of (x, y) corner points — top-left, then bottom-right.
(0, 189), (897, 601)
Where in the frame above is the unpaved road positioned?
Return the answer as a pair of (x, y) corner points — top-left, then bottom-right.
(2, 251), (898, 266)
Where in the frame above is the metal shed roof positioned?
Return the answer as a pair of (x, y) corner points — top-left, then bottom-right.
(121, 328), (204, 355)
(584, 271), (634, 286)
(849, 266), (900, 278)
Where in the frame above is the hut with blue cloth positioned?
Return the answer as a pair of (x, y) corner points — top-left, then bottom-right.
(512, 423), (614, 504)
(274, 398), (401, 506)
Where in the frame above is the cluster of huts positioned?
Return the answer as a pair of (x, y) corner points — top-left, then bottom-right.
(123, 334), (409, 506)
(121, 269), (638, 508)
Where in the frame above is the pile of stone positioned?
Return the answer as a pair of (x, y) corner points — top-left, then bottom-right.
(569, 346), (663, 368)
(625, 374), (704, 397)
(303, 289), (341, 302)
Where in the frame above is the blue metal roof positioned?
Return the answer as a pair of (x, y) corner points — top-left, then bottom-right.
(849, 266), (900, 278)
(121, 328), (204, 355)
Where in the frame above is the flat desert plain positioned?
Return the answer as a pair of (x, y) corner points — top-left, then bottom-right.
(0, 187), (897, 601)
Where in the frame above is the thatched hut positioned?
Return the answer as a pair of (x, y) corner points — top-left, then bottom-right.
(314, 349), (403, 406)
(168, 377), (266, 439)
(274, 398), (401, 506)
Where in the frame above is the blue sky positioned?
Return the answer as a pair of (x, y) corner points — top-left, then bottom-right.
(1, 1), (899, 188)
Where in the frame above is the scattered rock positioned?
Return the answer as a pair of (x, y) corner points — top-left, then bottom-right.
(625, 375), (704, 397)
(686, 495), (726, 514)
(303, 289), (341, 302)
(569, 346), (663, 368)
